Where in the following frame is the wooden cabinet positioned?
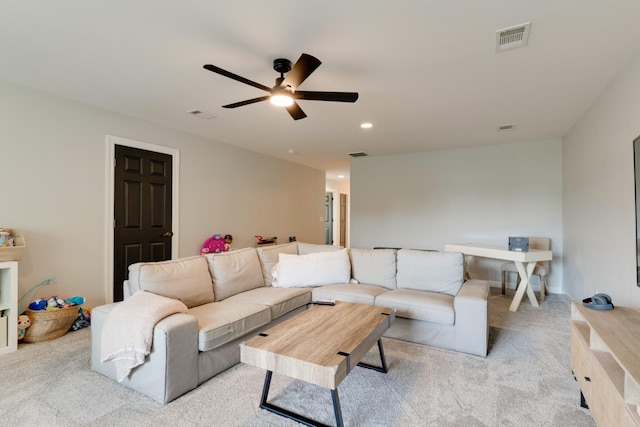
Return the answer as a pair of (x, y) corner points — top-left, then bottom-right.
(571, 302), (640, 426)
(0, 261), (18, 355)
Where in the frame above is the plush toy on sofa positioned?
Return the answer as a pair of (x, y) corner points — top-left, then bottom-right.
(17, 314), (31, 341)
(201, 234), (227, 254)
(200, 234), (233, 255)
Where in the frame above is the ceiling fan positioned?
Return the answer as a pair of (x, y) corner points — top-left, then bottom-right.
(203, 53), (358, 120)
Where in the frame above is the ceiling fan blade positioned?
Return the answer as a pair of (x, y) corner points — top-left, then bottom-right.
(203, 64), (272, 92)
(285, 101), (307, 120)
(222, 96), (270, 108)
(294, 91), (359, 103)
(281, 53), (321, 90)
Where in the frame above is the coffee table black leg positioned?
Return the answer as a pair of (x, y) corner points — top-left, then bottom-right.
(260, 370), (273, 408)
(331, 389), (344, 427)
(356, 338), (388, 373)
(258, 338), (386, 427)
(260, 370), (339, 427)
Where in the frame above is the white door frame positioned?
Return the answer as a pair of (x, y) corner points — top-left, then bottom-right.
(104, 135), (180, 303)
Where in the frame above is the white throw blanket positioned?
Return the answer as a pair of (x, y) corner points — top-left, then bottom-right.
(101, 290), (188, 382)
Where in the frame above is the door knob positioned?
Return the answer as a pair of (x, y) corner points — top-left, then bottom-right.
(162, 231), (174, 237)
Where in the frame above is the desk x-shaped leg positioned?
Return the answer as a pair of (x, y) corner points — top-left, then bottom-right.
(509, 261), (539, 312)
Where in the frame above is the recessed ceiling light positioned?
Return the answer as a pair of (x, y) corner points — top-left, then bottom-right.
(338, 175), (345, 178)
(360, 123), (373, 129)
(288, 149), (296, 155)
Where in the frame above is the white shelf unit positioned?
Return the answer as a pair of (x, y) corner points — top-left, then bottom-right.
(0, 261), (18, 355)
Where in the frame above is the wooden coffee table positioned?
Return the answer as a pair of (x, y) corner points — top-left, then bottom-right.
(240, 301), (395, 427)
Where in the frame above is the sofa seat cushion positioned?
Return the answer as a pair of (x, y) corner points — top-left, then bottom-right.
(188, 302), (270, 351)
(375, 289), (454, 325)
(349, 248), (397, 290)
(396, 250), (464, 296)
(128, 256), (215, 308)
(205, 248), (265, 301)
(312, 283), (389, 305)
(224, 287), (312, 320)
(256, 242), (299, 287)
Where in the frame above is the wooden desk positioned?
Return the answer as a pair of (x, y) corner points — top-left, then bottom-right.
(444, 243), (552, 312)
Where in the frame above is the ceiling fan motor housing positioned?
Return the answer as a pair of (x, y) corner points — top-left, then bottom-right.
(273, 58), (292, 74)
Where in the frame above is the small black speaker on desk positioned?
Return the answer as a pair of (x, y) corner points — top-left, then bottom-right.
(508, 237), (529, 252)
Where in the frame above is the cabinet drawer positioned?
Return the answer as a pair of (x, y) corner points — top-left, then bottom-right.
(571, 322), (591, 403)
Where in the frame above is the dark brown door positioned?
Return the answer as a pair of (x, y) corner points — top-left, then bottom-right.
(339, 193), (347, 247)
(113, 145), (173, 301)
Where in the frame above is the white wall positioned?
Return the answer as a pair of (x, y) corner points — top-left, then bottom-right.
(563, 52), (640, 306)
(350, 139), (563, 292)
(0, 80), (326, 308)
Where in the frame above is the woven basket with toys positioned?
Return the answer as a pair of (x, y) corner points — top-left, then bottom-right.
(22, 296), (85, 343)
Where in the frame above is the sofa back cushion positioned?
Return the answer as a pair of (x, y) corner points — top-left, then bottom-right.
(297, 242), (343, 255)
(128, 256), (215, 308)
(275, 248), (351, 288)
(256, 242), (299, 287)
(349, 248), (397, 289)
(396, 250), (464, 296)
(205, 247), (264, 301)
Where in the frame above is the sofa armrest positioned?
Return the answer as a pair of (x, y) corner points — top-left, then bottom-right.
(91, 303), (200, 404)
(123, 279), (136, 299)
(453, 279), (490, 356)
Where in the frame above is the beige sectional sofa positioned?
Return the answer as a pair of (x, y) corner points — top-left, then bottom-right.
(91, 242), (489, 404)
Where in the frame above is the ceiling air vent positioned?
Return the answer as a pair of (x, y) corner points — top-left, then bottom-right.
(498, 124), (515, 132)
(495, 22), (531, 52)
(348, 152), (368, 158)
(187, 109), (216, 119)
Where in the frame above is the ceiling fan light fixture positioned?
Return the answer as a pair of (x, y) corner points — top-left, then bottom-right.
(203, 53), (358, 119)
(270, 94), (294, 107)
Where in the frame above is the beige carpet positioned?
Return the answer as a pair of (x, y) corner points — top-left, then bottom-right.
(0, 289), (595, 426)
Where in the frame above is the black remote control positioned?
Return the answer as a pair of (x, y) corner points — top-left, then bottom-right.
(313, 299), (335, 306)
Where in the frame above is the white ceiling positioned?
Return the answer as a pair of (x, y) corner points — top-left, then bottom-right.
(1, 1), (639, 180)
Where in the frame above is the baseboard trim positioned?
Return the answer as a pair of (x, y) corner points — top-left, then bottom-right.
(486, 279), (564, 295)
